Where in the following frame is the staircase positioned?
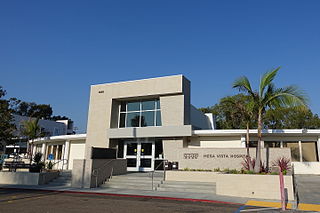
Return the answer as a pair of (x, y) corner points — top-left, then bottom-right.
(46, 170), (72, 187)
(101, 172), (216, 195)
(100, 172), (163, 191)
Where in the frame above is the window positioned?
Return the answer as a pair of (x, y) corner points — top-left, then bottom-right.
(283, 142), (300, 162)
(119, 99), (162, 128)
(302, 142), (318, 162)
(264, 141), (281, 148)
(46, 145), (63, 160)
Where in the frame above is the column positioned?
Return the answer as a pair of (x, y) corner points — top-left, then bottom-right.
(317, 138), (320, 162)
(299, 141), (303, 162)
(32, 145), (37, 156)
(240, 136), (246, 148)
(63, 140), (70, 170)
(41, 143), (46, 161)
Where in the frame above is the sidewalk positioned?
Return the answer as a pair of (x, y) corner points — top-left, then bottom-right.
(0, 184), (319, 212)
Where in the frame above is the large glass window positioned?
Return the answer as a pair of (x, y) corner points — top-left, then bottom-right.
(283, 142), (300, 162)
(302, 142), (318, 162)
(119, 99), (162, 128)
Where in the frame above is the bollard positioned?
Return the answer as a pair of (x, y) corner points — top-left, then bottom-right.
(279, 167), (286, 210)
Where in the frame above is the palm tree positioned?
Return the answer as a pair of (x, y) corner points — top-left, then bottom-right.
(233, 67), (308, 173)
(222, 95), (255, 171)
(21, 118), (42, 163)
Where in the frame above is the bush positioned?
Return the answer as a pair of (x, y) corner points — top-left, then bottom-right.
(241, 156), (267, 173)
(33, 152), (43, 164)
(272, 157), (291, 173)
(47, 161), (54, 170)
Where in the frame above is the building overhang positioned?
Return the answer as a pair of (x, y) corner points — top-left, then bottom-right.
(193, 129), (320, 137)
(108, 125), (192, 139)
(32, 134), (87, 144)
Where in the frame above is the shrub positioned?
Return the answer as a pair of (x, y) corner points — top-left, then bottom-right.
(241, 156), (267, 173)
(241, 156), (254, 171)
(47, 161), (54, 170)
(33, 152), (43, 164)
(214, 168), (221, 172)
(272, 157), (291, 173)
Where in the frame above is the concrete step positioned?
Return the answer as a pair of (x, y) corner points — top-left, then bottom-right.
(100, 183), (154, 191)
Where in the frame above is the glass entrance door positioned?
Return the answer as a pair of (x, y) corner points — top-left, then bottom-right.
(124, 140), (155, 171)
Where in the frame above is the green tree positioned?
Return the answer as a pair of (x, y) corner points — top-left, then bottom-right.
(0, 86), (16, 148)
(264, 106), (320, 129)
(233, 67), (308, 173)
(21, 118), (43, 162)
(200, 94), (257, 129)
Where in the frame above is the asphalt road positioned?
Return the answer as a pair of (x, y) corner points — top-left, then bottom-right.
(0, 188), (243, 213)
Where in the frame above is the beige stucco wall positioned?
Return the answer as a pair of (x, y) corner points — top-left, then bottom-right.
(216, 174), (294, 201)
(68, 142), (86, 169)
(85, 75), (191, 159)
(189, 136), (242, 148)
(163, 144), (291, 170)
(84, 75), (192, 187)
(166, 171), (218, 182)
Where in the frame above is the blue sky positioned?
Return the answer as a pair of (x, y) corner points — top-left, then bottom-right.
(1, 1), (320, 133)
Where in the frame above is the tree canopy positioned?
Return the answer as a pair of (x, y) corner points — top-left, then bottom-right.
(0, 86), (16, 145)
(200, 95), (319, 129)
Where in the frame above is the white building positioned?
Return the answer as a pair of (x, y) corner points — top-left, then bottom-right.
(5, 114), (74, 155)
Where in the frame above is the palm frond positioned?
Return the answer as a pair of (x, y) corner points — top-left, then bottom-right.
(259, 67), (280, 97)
(233, 76), (254, 96)
(263, 85), (309, 109)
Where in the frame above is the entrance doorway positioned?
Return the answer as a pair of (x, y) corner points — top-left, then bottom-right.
(124, 140), (155, 171)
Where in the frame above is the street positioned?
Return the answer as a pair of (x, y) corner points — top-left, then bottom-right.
(0, 188), (242, 213)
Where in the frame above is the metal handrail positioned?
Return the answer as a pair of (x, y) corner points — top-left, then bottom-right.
(47, 159), (68, 172)
(92, 159), (116, 188)
(151, 159), (167, 190)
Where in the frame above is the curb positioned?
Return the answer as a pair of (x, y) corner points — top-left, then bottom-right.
(246, 200), (320, 212)
(0, 187), (243, 206)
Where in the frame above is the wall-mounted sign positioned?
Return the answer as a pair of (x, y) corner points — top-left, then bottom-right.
(48, 154), (54, 160)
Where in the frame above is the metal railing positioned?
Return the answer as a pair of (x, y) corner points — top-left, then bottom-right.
(50, 159), (68, 171)
(151, 159), (167, 190)
(92, 159), (115, 188)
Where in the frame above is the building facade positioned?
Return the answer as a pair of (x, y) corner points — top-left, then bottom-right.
(5, 115), (74, 155)
(32, 75), (320, 187)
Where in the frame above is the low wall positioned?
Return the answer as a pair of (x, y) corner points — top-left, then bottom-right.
(293, 162), (320, 174)
(167, 148), (291, 170)
(0, 171), (59, 185)
(39, 171), (60, 185)
(166, 171), (218, 183)
(216, 174), (294, 201)
(72, 159), (86, 188)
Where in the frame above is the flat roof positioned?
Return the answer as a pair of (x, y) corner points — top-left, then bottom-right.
(193, 129), (320, 136)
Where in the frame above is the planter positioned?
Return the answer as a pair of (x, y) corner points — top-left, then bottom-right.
(216, 174), (294, 200)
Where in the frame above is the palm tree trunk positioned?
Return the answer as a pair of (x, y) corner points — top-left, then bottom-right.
(246, 122), (253, 171)
(254, 109), (262, 173)
(246, 122), (250, 156)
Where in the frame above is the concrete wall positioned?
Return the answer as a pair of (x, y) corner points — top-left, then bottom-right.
(86, 74), (189, 155)
(190, 105), (212, 130)
(0, 171), (59, 185)
(163, 144), (291, 170)
(189, 136), (242, 148)
(216, 174), (294, 201)
(166, 171), (218, 183)
(68, 142), (85, 169)
(293, 162), (320, 174)
(84, 75), (191, 187)
(90, 159), (127, 188)
(71, 159), (86, 188)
